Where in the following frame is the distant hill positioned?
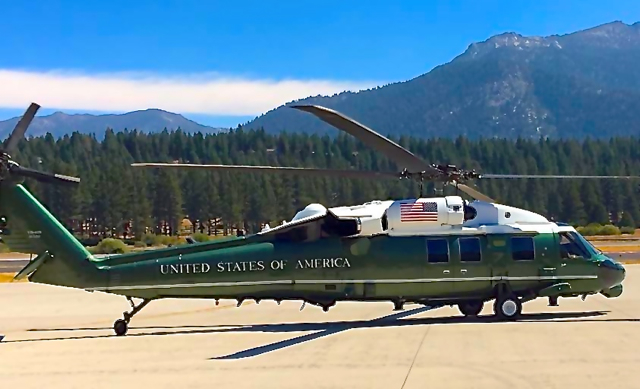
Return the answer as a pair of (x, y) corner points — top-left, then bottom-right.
(0, 109), (226, 139)
(245, 21), (640, 139)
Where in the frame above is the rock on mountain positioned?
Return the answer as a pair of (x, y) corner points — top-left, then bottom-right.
(0, 109), (226, 139)
(244, 21), (640, 139)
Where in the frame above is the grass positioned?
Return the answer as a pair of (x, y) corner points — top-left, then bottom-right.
(0, 273), (22, 283)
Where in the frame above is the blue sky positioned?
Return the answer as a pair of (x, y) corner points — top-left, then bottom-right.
(0, 0), (638, 127)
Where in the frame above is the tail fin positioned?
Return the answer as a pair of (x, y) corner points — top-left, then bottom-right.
(1, 183), (100, 287)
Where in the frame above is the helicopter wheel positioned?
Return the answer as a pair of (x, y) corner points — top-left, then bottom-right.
(114, 319), (128, 336)
(493, 294), (522, 321)
(458, 300), (484, 317)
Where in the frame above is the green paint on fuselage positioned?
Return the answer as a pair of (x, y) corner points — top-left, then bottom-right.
(0, 182), (626, 307)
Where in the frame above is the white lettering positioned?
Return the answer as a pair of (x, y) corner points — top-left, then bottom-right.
(163, 258), (351, 275)
(160, 262), (213, 275)
(215, 260), (267, 273)
(295, 257), (351, 270)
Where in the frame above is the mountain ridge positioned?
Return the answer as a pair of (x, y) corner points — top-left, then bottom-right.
(0, 108), (227, 139)
(3, 21), (640, 141)
(243, 20), (640, 139)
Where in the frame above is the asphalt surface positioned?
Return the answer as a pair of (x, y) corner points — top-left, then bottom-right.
(1, 266), (639, 389)
(0, 259), (28, 273)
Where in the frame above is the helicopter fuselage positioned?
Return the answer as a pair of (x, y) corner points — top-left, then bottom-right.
(23, 195), (624, 310)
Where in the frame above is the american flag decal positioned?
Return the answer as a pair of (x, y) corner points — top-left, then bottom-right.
(400, 201), (439, 222)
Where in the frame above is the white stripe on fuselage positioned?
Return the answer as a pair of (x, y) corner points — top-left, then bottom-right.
(85, 274), (597, 292)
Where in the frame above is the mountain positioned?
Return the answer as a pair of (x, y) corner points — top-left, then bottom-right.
(0, 109), (226, 139)
(245, 21), (640, 139)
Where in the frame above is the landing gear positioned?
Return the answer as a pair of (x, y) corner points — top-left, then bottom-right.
(393, 299), (405, 311)
(321, 302), (335, 312)
(113, 297), (151, 336)
(458, 300), (484, 317)
(114, 319), (128, 336)
(548, 296), (559, 307)
(493, 293), (522, 321)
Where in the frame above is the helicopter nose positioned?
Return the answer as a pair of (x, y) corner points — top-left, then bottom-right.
(598, 257), (626, 289)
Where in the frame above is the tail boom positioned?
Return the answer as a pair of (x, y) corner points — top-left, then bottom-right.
(1, 183), (104, 288)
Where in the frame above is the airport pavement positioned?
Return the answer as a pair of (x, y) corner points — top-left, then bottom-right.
(1, 267), (639, 389)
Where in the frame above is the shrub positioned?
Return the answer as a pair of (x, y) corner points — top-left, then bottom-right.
(598, 224), (621, 235)
(620, 226), (636, 235)
(0, 242), (8, 253)
(191, 233), (210, 242)
(577, 225), (599, 236)
(577, 224), (621, 236)
(91, 238), (130, 254)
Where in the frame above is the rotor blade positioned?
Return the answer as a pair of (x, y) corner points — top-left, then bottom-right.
(3, 103), (40, 154)
(290, 105), (438, 175)
(456, 182), (495, 203)
(10, 165), (80, 185)
(480, 174), (640, 179)
(131, 163), (402, 180)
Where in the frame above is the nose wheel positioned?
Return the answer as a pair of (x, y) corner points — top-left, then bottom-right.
(113, 297), (151, 336)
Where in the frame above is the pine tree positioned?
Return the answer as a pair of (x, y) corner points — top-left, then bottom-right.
(13, 130), (640, 236)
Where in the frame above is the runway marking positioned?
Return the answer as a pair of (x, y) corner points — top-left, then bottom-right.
(0, 273), (24, 283)
(401, 323), (430, 389)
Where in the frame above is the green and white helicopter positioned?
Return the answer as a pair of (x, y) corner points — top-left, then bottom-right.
(0, 103), (630, 336)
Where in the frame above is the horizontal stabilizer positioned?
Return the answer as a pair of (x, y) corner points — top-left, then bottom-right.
(14, 251), (53, 281)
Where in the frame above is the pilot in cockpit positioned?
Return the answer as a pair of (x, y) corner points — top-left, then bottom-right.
(559, 231), (590, 259)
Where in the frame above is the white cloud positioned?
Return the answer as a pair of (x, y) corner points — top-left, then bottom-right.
(0, 69), (381, 116)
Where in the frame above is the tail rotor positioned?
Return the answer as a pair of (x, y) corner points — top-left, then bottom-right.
(0, 103), (81, 186)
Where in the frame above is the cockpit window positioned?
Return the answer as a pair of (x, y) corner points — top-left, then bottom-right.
(559, 231), (592, 259)
(572, 231), (601, 254)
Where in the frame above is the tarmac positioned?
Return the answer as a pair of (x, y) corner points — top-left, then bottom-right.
(1, 267), (639, 389)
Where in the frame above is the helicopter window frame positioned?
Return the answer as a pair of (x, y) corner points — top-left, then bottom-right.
(426, 238), (450, 264)
(458, 237), (482, 262)
(510, 236), (535, 261)
(559, 231), (592, 259)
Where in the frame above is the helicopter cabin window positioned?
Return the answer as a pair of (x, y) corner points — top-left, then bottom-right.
(511, 236), (535, 261)
(559, 231), (591, 259)
(459, 237), (482, 262)
(426, 238), (449, 263)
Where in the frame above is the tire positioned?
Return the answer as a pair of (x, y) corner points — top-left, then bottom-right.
(493, 295), (522, 321)
(458, 300), (484, 317)
(114, 319), (128, 336)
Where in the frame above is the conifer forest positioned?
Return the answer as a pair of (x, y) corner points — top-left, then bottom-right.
(11, 128), (640, 238)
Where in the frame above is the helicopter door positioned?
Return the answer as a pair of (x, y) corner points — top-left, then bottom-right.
(505, 234), (542, 291)
(423, 237), (455, 298)
(536, 233), (557, 280)
(451, 236), (493, 298)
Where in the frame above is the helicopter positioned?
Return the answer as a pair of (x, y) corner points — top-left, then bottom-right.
(0, 103), (630, 337)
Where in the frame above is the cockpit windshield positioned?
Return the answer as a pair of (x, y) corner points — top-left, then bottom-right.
(559, 231), (596, 259)
(573, 230), (601, 254)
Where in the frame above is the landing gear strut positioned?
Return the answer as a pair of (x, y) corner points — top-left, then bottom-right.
(113, 297), (151, 336)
